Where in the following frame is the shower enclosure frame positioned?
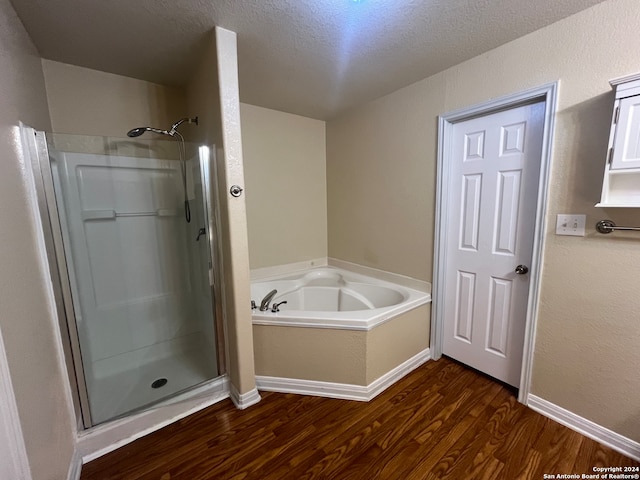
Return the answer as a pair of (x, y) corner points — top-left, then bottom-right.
(22, 125), (227, 429)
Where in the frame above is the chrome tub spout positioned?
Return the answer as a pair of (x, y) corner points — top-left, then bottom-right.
(259, 289), (277, 311)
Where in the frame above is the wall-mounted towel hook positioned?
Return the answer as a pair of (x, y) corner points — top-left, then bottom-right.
(230, 185), (243, 197)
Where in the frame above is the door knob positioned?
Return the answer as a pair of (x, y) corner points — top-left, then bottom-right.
(515, 265), (529, 275)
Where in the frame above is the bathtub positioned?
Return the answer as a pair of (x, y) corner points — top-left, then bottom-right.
(251, 266), (431, 331)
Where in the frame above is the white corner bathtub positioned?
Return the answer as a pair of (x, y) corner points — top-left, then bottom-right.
(251, 266), (431, 331)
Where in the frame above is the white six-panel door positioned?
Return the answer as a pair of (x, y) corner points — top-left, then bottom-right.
(442, 101), (544, 387)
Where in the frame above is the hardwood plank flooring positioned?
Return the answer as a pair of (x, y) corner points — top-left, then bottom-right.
(81, 358), (639, 479)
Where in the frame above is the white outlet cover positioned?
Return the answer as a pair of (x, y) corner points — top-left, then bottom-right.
(556, 214), (586, 236)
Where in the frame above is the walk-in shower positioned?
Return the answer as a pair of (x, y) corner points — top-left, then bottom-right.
(26, 123), (224, 427)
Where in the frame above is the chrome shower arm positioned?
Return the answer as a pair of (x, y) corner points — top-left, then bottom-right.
(169, 117), (198, 136)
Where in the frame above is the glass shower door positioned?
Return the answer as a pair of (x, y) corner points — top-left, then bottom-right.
(45, 133), (219, 426)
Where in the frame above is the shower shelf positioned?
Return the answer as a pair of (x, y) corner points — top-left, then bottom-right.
(81, 209), (178, 221)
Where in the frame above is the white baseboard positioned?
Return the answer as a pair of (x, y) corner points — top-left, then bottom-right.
(67, 450), (82, 480)
(528, 395), (640, 461)
(256, 348), (431, 402)
(256, 375), (370, 401)
(230, 385), (261, 410)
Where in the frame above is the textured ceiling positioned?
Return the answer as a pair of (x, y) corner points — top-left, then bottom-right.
(10, 0), (607, 119)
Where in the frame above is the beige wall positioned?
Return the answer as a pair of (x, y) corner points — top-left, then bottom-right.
(187, 28), (256, 394)
(241, 103), (327, 269)
(327, 0), (640, 442)
(327, 75), (442, 281)
(0, 0), (76, 478)
(214, 27), (256, 394)
(42, 59), (186, 137)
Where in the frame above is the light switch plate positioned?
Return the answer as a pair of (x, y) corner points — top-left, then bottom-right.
(556, 214), (586, 236)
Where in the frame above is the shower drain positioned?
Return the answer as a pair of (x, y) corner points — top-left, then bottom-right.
(151, 378), (168, 389)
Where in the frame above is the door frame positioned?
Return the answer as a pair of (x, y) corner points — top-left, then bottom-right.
(0, 325), (32, 480)
(431, 82), (559, 404)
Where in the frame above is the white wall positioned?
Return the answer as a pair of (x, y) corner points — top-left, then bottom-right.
(327, 0), (640, 443)
(0, 0), (76, 477)
(241, 103), (327, 269)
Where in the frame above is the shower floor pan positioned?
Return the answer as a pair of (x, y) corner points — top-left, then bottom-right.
(89, 348), (217, 425)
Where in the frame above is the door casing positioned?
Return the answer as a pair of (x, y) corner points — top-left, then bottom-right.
(431, 82), (559, 404)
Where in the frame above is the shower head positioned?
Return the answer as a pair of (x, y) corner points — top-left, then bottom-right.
(126, 127), (147, 138)
(126, 126), (169, 138)
(127, 117), (198, 138)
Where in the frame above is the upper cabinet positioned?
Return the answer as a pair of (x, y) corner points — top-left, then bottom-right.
(597, 73), (640, 207)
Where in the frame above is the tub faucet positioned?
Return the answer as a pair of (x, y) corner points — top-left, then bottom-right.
(271, 301), (287, 313)
(259, 289), (277, 311)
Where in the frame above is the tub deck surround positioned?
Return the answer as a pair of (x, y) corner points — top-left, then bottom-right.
(250, 263), (431, 331)
(250, 257), (431, 292)
(251, 261), (432, 397)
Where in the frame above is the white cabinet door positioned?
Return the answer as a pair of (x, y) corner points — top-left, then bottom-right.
(611, 95), (640, 170)
(442, 102), (544, 387)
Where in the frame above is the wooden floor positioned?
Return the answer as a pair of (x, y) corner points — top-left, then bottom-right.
(81, 358), (638, 479)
